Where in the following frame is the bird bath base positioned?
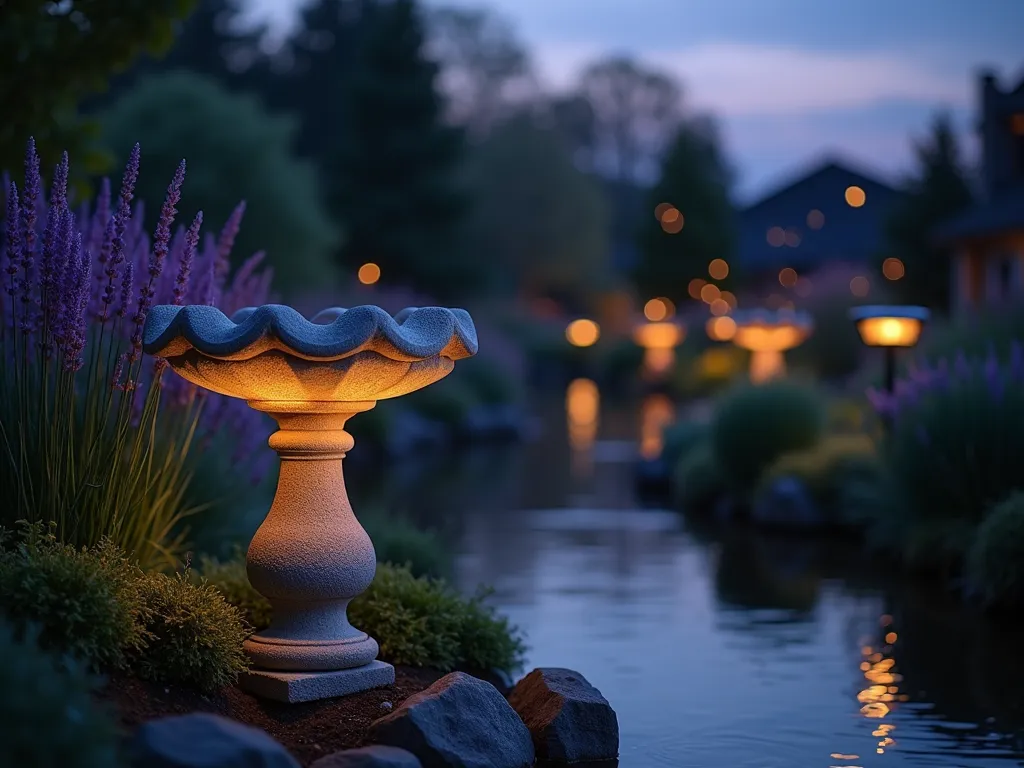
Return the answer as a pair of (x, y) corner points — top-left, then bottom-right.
(240, 660), (395, 704)
(237, 400), (393, 702)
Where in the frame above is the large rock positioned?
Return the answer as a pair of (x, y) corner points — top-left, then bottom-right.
(507, 668), (618, 763)
(311, 745), (422, 768)
(130, 713), (299, 768)
(369, 672), (534, 768)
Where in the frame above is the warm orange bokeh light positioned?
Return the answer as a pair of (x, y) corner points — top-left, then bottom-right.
(766, 226), (785, 247)
(855, 317), (923, 347)
(643, 298), (670, 322)
(706, 315), (737, 341)
(633, 321), (684, 350)
(654, 202), (673, 221)
(708, 258), (729, 280)
(566, 318), (600, 347)
(688, 278), (706, 299)
(845, 186), (867, 208)
(779, 267), (798, 288)
(639, 393), (676, 460)
(660, 207), (684, 233)
(566, 378), (599, 457)
(807, 209), (825, 229)
(882, 257), (905, 280)
(850, 275), (870, 297)
(709, 298), (730, 316)
(732, 312), (813, 383)
(721, 290), (737, 309)
(358, 262), (381, 285)
(700, 283), (721, 304)
(784, 228), (801, 247)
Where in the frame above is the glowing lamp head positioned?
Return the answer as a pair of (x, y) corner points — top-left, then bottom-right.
(566, 318), (600, 347)
(731, 309), (813, 353)
(632, 320), (685, 350)
(849, 305), (930, 348)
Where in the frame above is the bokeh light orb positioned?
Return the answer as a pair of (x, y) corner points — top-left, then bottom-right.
(566, 318), (600, 347)
(357, 262), (381, 285)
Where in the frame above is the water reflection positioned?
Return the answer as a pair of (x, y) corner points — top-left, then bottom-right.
(357, 397), (1024, 767)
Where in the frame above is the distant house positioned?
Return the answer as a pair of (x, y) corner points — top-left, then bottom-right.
(737, 158), (905, 280)
(938, 69), (1024, 313)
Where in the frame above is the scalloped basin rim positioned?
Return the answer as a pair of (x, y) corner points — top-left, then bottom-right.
(142, 304), (479, 361)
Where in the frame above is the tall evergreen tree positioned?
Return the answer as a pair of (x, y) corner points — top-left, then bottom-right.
(634, 117), (736, 303)
(329, 0), (474, 298)
(880, 113), (975, 312)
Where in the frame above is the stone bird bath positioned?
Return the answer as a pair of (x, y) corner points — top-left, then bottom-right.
(144, 304), (478, 702)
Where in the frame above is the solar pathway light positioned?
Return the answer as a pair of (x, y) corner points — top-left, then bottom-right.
(848, 305), (930, 394)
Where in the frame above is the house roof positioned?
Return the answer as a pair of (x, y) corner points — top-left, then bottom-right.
(740, 154), (901, 213)
(934, 189), (1024, 242)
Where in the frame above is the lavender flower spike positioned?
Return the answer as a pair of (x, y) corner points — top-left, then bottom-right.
(18, 138), (41, 332)
(4, 182), (21, 307)
(215, 201), (245, 281)
(118, 262), (134, 319)
(173, 211), (203, 306)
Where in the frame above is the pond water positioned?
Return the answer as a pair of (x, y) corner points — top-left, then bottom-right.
(356, 383), (1024, 768)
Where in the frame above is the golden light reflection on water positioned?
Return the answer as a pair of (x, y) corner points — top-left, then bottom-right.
(852, 619), (907, 758)
(566, 378), (599, 476)
(639, 394), (675, 460)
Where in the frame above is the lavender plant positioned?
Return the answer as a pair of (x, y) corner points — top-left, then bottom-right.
(869, 343), (1024, 526)
(0, 139), (273, 570)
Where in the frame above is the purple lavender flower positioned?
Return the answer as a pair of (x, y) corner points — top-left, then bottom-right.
(100, 146), (142, 319)
(173, 211), (203, 306)
(4, 182), (21, 332)
(215, 201), (245, 282)
(18, 138), (41, 333)
(62, 235), (90, 372)
(86, 177), (111, 257)
(954, 350), (971, 380)
(118, 262), (134, 319)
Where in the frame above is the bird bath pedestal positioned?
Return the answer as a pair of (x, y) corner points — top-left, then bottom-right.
(144, 304), (478, 702)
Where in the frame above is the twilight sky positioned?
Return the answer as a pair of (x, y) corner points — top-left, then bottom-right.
(246, 0), (1024, 201)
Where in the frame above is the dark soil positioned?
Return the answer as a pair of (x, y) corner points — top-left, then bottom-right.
(97, 666), (445, 767)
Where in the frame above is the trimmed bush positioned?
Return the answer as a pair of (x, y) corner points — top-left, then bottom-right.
(136, 570), (250, 693)
(966, 493), (1024, 609)
(405, 375), (479, 428)
(0, 622), (121, 768)
(755, 433), (883, 528)
(671, 442), (727, 513)
(362, 515), (451, 579)
(0, 522), (149, 670)
(349, 563), (525, 674)
(710, 381), (826, 495)
(661, 420), (707, 468)
(197, 553), (273, 631)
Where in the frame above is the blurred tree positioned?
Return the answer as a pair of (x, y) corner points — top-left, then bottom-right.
(99, 71), (340, 295)
(879, 113), (975, 312)
(634, 117), (736, 302)
(0, 0), (197, 178)
(329, 0), (476, 298)
(427, 6), (537, 139)
(460, 115), (610, 304)
(573, 56), (682, 182)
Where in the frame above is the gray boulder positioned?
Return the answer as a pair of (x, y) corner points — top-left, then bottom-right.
(751, 476), (822, 529)
(130, 713), (298, 768)
(311, 746), (422, 768)
(369, 672), (534, 768)
(507, 668), (618, 763)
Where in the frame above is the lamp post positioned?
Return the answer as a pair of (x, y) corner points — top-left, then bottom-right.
(848, 305), (930, 395)
(730, 309), (813, 384)
(144, 304), (477, 703)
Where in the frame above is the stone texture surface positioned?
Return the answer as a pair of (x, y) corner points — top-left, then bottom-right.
(130, 712), (299, 768)
(310, 745), (422, 768)
(240, 660), (395, 703)
(369, 671), (534, 768)
(507, 667), (618, 763)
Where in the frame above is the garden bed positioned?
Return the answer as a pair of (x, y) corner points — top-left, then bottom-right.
(99, 667), (446, 767)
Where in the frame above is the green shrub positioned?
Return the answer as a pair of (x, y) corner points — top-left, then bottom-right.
(661, 421), (708, 468)
(0, 622), (121, 768)
(671, 442), (727, 513)
(458, 355), (523, 406)
(882, 350), (1024, 527)
(710, 381), (826, 495)
(756, 433), (883, 527)
(362, 515), (451, 579)
(197, 553), (273, 631)
(135, 570), (250, 693)
(966, 493), (1024, 609)
(405, 375), (479, 427)
(350, 564), (525, 674)
(0, 523), (149, 670)
(903, 518), (977, 577)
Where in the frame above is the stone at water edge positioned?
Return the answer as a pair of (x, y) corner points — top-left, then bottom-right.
(507, 668), (618, 763)
(311, 745), (422, 768)
(368, 671), (534, 768)
(130, 712), (299, 768)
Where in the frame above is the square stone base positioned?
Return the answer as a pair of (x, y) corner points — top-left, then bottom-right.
(239, 660), (395, 703)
